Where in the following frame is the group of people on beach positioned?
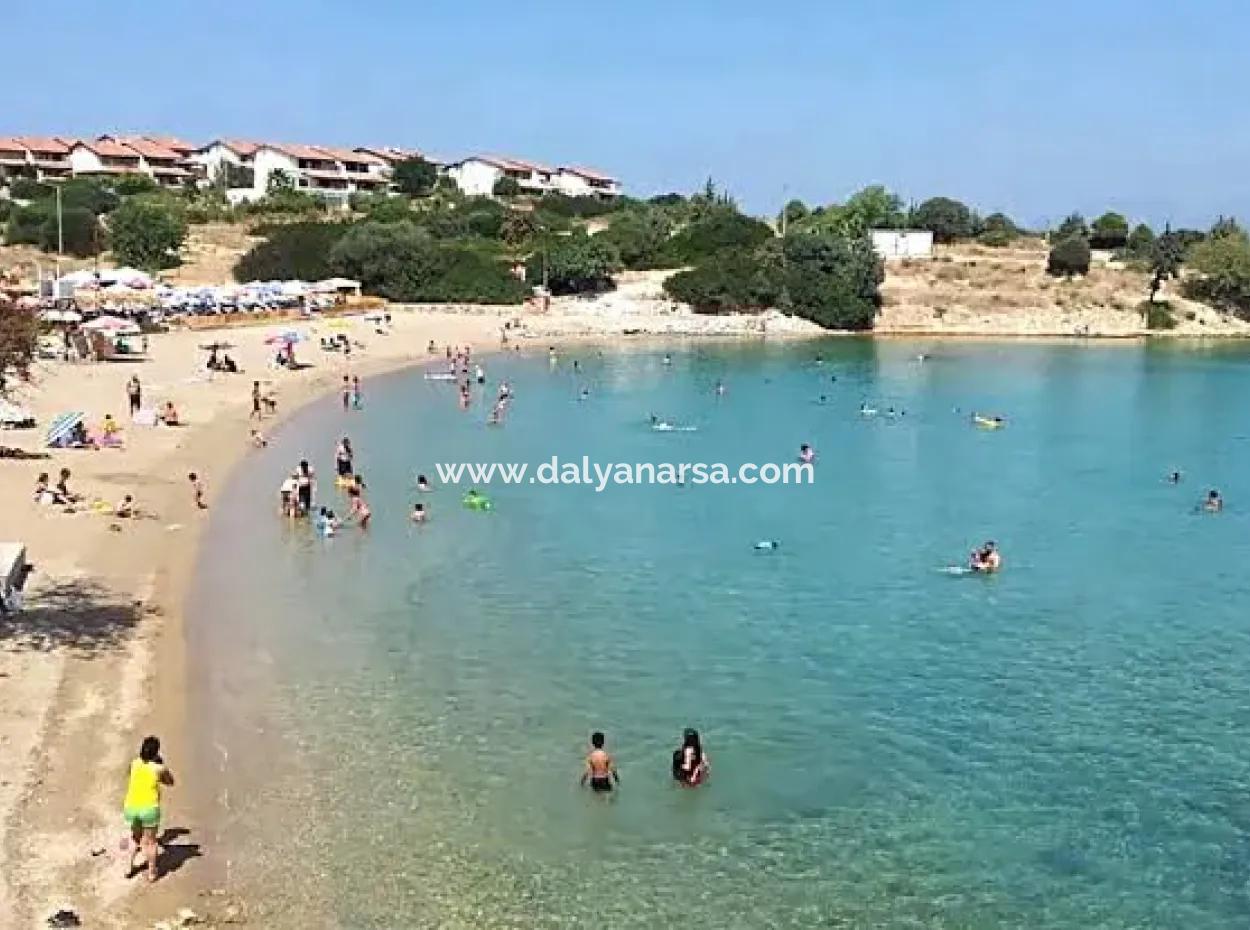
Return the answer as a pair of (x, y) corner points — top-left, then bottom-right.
(582, 728), (710, 794)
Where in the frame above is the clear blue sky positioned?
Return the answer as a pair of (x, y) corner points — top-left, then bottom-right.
(6, 0), (1249, 229)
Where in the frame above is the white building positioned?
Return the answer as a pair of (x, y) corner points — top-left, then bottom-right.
(447, 156), (558, 197)
(67, 138), (143, 178)
(871, 229), (934, 260)
(554, 166), (621, 198)
(100, 136), (196, 187)
(0, 136), (74, 182)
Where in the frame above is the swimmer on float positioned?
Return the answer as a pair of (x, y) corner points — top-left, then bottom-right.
(1204, 489), (1224, 513)
(969, 540), (1001, 573)
(754, 540), (780, 551)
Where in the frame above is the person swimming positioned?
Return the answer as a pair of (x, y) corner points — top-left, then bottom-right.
(581, 731), (619, 793)
(1204, 489), (1223, 513)
(799, 443), (815, 464)
(859, 403), (878, 417)
(475, 364), (485, 385)
(579, 387), (590, 401)
(662, 353), (672, 365)
(1168, 470), (1183, 484)
(969, 540), (1002, 573)
(416, 473), (433, 492)
(315, 506), (338, 537)
(671, 728), (709, 787)
(754, 540), (780, 551)
(715, 380), (726, 397)
(411, 502), (427, 524)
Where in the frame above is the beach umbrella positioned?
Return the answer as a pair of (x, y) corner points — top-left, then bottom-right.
(82, 315), (140, 334)
(45, 411), (84, 447)
(39, 309), (83, 324)
(265, 329), (306, 345)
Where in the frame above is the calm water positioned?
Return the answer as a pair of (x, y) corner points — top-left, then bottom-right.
(191, 339), (1250, 928)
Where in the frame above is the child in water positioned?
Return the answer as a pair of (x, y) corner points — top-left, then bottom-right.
(416, 474), (433, 493)
(799, 443), (815, 464)
(581, 731), (619, 793)
(411, 502), (428, 524)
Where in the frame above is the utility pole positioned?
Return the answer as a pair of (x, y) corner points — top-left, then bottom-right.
(54, 182), (64, 288)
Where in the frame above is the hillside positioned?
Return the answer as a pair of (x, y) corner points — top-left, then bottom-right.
(877, 239), (1250, 336)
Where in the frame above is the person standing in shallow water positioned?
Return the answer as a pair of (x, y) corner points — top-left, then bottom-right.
(581, 731), (619, 793)
(122, 735), (174, 882)
(672, 728), (709, 786)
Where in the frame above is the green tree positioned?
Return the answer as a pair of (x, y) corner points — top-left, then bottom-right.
(1183, 232), (1250, 316)
(1053, 213), (1089, 242)
(501, 209), (538, 246)
(41, 206), (100, 257)
(1090, 211), (1129, 249)
(664, 206), (773, 264)
(329, 221), (439, 298)
(598, 207), (673, 268)
(981, 212), (1018, 235)
(0, 302), (38, 397)
(842, 185), (906, 231)
(779, 199), (809, 228)
(268, 169), (295, 193)
(527, 231), (622, 295)
(1147, 229), (1185, 303)
(214, 161), (255, 190)
(662, 248), (783, 313)
(112, 174), (158, 196)
(8, 178), (51, 200)
(391, 157), (438, 197)
(58, 177), (120, 215)
(1046, 236), (1091, 276)
(108, 197), (188, 270)
(1126, 223), (1155, 257)
(910, 197), (974, 243)
(493, 176), (521, 197)
(1209, 216), (1244, 241)
(781, 231), (883, 329)
(234, 221), (352, 281)
(5, 201), (52, 245)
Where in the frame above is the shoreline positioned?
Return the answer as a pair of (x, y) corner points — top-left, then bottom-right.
(3, 310), (1247, 926)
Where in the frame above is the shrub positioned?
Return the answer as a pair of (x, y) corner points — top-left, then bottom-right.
(5, 202), (51, 245)
(392, 157), (437, 197)
(421, 247), (528, 303)
(1046, 236), (1091, 276)
(536, 192), (620, 219)
(598, 206), (674, 269)
(664, 206), (773, 264)
(527, 231), (621, 295)
(1126, 223), (1155, 257)
(352, 193), (412, 223)
(910, 197), (975, 242)
(981, 212), (1018, 236)
(41, 206), (100, 257)
(1182, 233), (1250, 315)
(112, 174), (158, 196)
(8, 177), (51, 201)
(234, 221), (352, 281)
(108, 197), (187, 269)
(781, 232), (883, 330)
(977, 228), (1014, 247)
(1090, 211), (1129, 249)
(493, 176), (521, 197)
(58, 177), (120, 215)
(1052, 213), (1089, 242)
(663, 248), (782, 313)
(1140, 299), (1177, 330)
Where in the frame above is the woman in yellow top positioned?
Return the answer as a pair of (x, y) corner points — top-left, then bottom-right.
(122, 735), (174, 882)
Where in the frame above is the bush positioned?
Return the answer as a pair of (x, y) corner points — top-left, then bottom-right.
(663, 248), (782, 313)
(1052, 213), (1089, 243)
(493, 176), (521, 197)
(910, 197), (975, 242)
(8, 177), (51, 201)
(5, 202), (51, 245)
(1090, 211), (1129, 250)
(1046, 236), (1091, 276)
(781, 232), (883, 330)
(1126, 223), (1155, 257)
(977, 228), (1014, 247)
(234, 221), (352, 281)
(535, 193), (620, 219)
(327, 220), (527, 303)
(108, 197), (187, 269)
(463, 197), (506, 238)
(0, 199), (10, 223)
(527, 232), (621, 295)
(41, 206), (100, 257)
(981, 212), (1018, 236)
(112, 174), (158, 196)
(351, 192), (412, 223)
(392, 157), (437, 197)
(598, 207), (674, 269)
(664, 206), (773, 264)
(58, 177), (120, 215)
(1139, 299), (1177, 330)
(1182, 233), (1250, 316)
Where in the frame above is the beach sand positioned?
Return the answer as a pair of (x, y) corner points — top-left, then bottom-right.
(0, 308), (511, 929)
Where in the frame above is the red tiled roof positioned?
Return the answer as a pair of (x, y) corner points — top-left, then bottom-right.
(562, 165), (617, 183)
(0, 137), (24, 154)
(143, 135), (195, 154)
(79, 138), (140, 159)
(316, 145), (384, 166)
(113, 136), (182, 160)
(15, 136), (72, 155)
(267, 141), (336, 161)
(355, 145), (422, 164)
(479, 155), (555, 175)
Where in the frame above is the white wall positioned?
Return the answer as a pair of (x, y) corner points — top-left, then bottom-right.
(871, 230), (933, 260)
(67, 146), (104, 174)
(189, 143), (242, 183)
(252, 148), (301, 196)
(553, 172), (592, 197)
(450, 159), (503, 197)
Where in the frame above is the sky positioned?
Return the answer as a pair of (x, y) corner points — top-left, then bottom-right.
(5, 0), (1249, 229)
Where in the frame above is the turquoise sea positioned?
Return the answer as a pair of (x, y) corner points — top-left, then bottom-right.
(190, 340), (1250, 928)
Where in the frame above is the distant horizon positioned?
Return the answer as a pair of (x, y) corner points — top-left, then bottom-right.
(8, 0), (1248, 231)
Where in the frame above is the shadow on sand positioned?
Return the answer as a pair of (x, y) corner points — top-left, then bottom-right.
(0, 575), (142, 655)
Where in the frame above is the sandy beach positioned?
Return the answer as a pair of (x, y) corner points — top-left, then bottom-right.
(0, 307), (522, 929)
